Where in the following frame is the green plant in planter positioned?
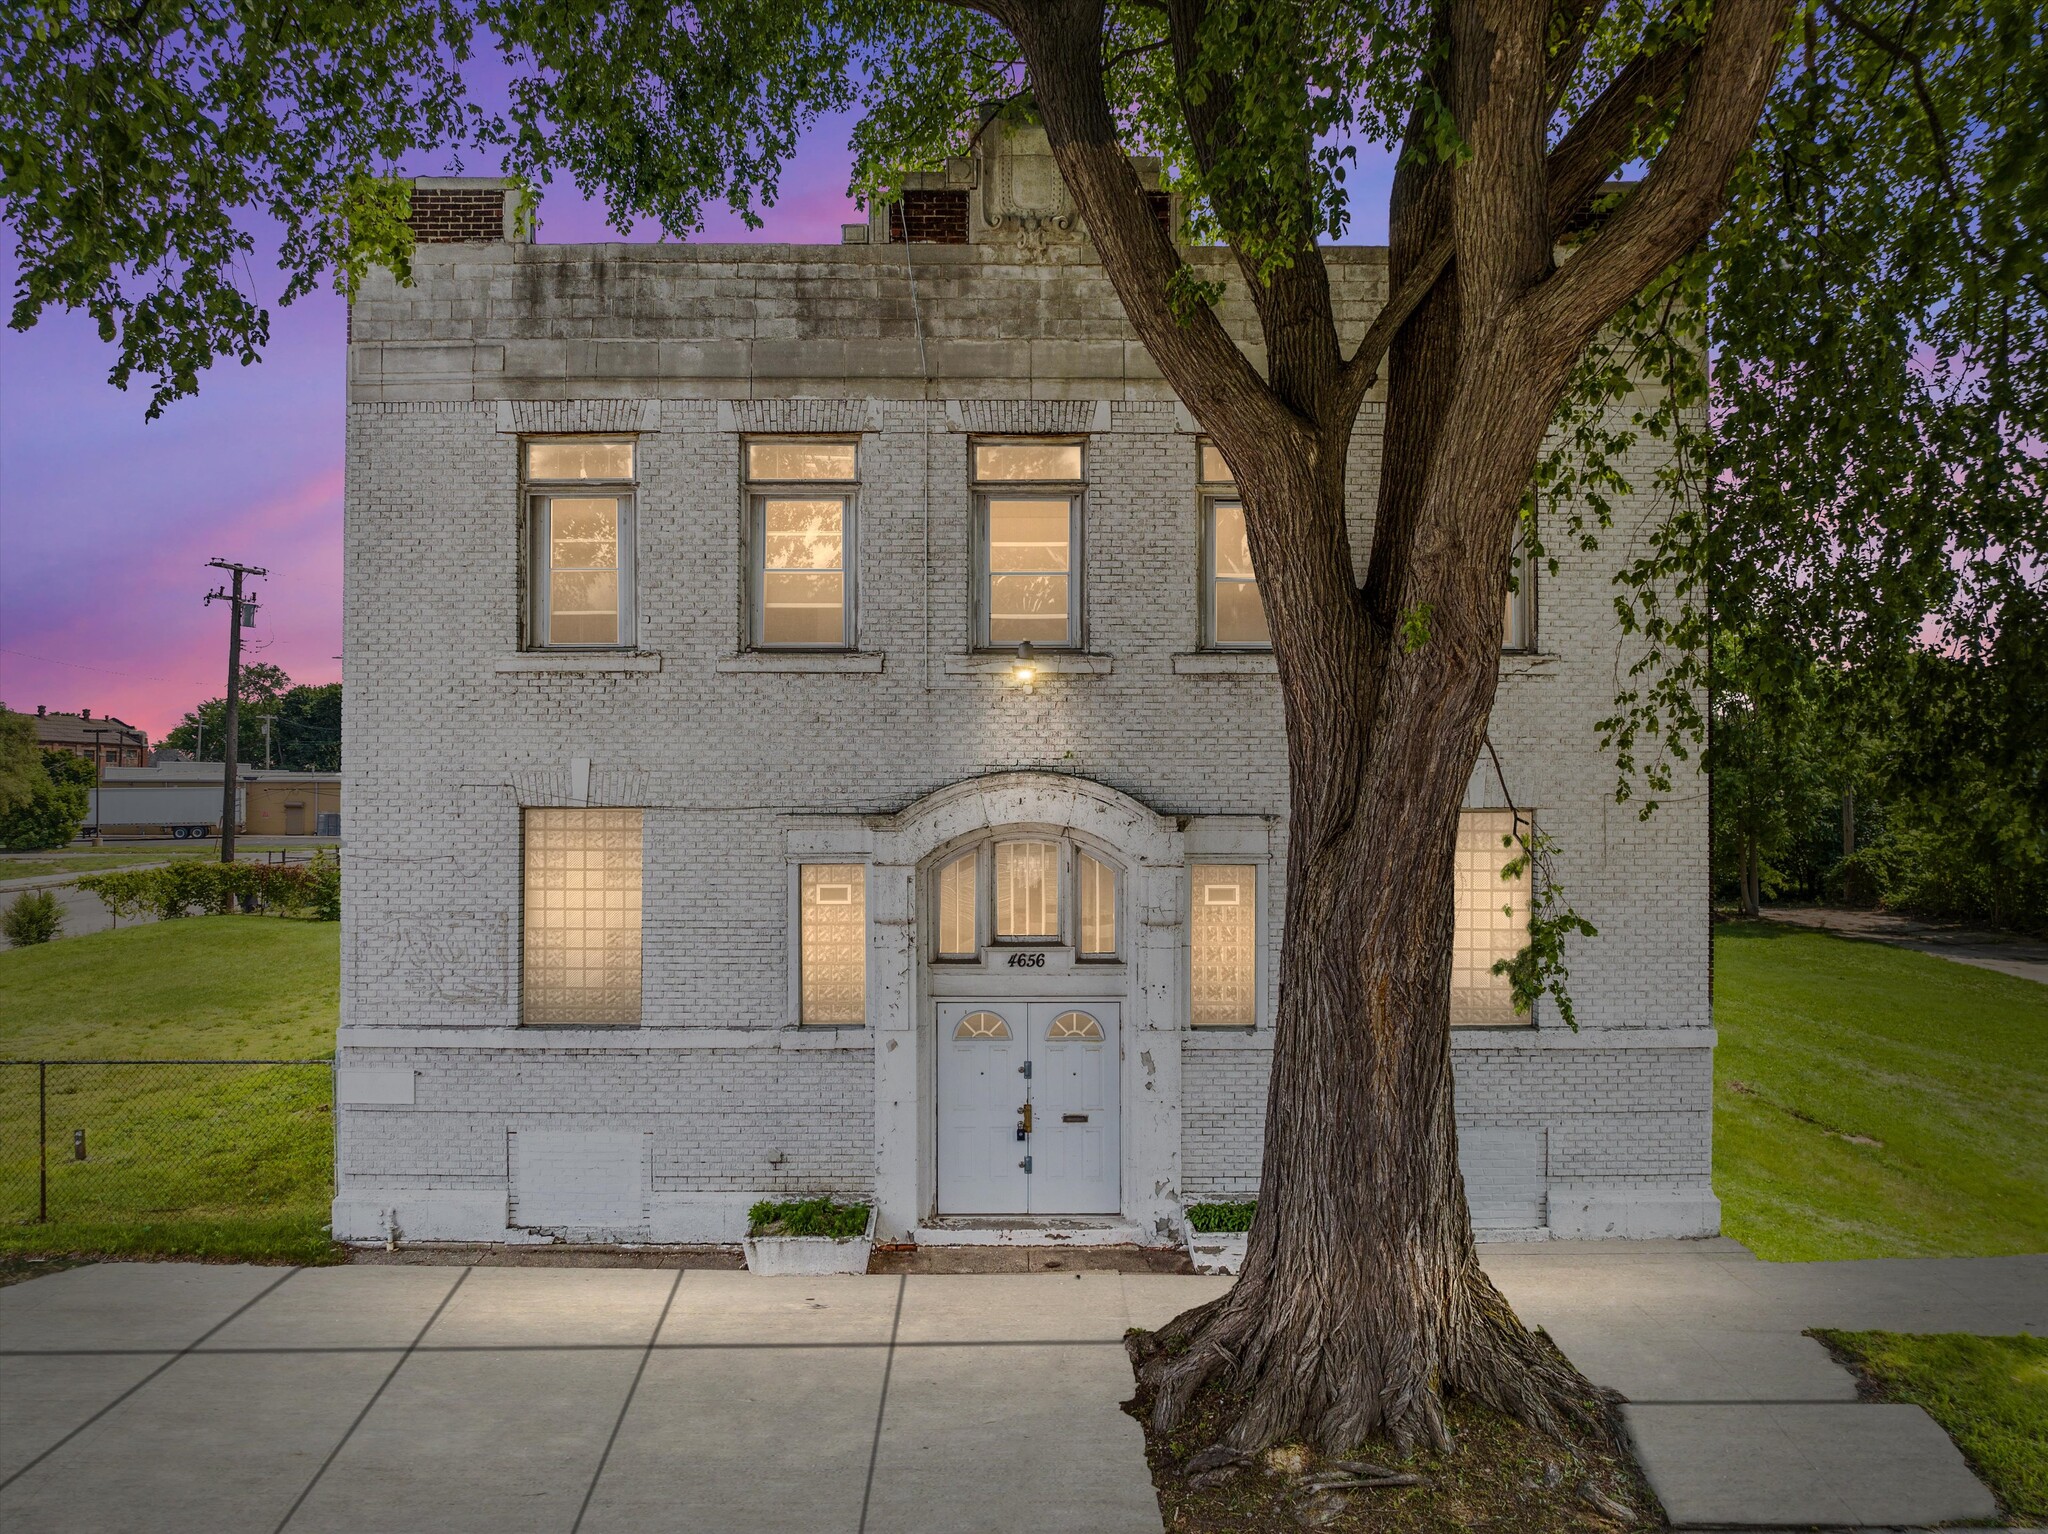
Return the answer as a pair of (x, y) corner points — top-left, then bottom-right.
(747, 1197), (871, 1239)
(1186, 1201), (1257, 1233)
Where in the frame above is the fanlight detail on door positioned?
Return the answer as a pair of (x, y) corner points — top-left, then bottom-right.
(953, 1011), (1013, 1040)
(1046, 1011), (1104, 1041)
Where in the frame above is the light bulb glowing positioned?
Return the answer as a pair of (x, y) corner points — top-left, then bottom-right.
(1012, 641), (1036, 688)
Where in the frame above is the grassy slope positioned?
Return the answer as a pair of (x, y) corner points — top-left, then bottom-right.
(0, 917), (339, 1261)
(1816, 1331), (2048, 1521)
(0, 915), (337, 1058)
(1713, 921), (2048, 1260)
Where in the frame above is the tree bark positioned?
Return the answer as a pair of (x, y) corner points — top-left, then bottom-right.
(980, 0), (1791, 1454)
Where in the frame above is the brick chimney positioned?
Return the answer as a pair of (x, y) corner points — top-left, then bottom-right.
(80, 706), (90, 719)
(406, 178), (534, 244)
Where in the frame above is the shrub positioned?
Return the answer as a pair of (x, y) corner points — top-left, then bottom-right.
(304, 850), (341, 920)
(747, 1197), (871, 1239)
(2, 889), (63, 945)
(76, 854), (342, 923)
(1185, 1200), (1256, 1233)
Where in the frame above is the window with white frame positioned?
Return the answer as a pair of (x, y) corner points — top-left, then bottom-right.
(1453, 809), (1534, 1026)
(747, 439), (859, 647)
(973, 440), (1083, 648)
(1198, 443), (1270, 648)
(1503, 533), (1535, 651)
(1190, 864), (1258, 1027)
(525, 439), (636, 648)
(929, 835), (1121, 961)
(522, 808), (642, 1025)
(799, 864), (867, 1024)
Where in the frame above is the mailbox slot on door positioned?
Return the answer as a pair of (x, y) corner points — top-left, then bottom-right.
(1062, 1113), (1089, 1123)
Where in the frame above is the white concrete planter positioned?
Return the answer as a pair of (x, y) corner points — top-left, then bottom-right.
(1178, 1214), (1249, 1276)
(743, 1208), (876, 1276)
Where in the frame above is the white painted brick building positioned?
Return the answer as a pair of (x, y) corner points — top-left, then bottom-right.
(334, 133), (1716, 1249)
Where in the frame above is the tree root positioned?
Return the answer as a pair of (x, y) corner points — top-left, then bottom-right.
(1136, 1256), (1609, 1455)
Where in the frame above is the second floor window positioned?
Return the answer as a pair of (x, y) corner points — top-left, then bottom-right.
(1504, 535), (1536, 651)
(974, 439), (1083, 649)
(1199, 443), (1269, 648)
(748, 439), (859, 648)
(526, 438), (636, 649)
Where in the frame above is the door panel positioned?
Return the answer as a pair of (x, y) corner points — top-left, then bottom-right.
(936, 1004), (1028, 1214)
(1027, 1003), (1121, 1214)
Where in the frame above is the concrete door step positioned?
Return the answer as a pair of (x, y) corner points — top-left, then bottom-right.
(1623, 1403), (2000, 1528)
(914, 1216), (1151, 1247)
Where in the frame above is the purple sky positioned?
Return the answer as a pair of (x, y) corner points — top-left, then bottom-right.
(0, 111), (1395, 743)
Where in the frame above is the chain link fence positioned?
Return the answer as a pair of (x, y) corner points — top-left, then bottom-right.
(0, 1060), (333, 1228)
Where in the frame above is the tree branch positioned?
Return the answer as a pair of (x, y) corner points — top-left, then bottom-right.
(1523, 0), (1792, 356)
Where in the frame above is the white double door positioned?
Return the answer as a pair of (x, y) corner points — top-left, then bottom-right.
(937, 1000), (1121, 1215)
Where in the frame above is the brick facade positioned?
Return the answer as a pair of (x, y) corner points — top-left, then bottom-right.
(408, 184), (511, 244)
(337, 138), (1715, 1248)
(887, 189), (971, 244)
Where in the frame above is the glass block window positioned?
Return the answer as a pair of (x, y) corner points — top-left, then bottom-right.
(1190, 864), (1257, 1027)
(974, 440), (1083, 649)
(522, 809), (643, 1025)
(1077, 851), (1116, 957)
(526, 438), (636, 649)
(800, 864), (867, 1025)
(1453, 810), (1533, 1026)
(995, 840), (1060, 940)
(937, 849), (978, 958)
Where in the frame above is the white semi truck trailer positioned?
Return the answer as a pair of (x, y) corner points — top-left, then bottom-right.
(82, 784), (247, 839)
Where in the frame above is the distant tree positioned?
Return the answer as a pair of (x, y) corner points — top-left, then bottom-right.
(159, 666), (338, 767)
(0, 737), (91, 851)
(0, 709), (42, 811)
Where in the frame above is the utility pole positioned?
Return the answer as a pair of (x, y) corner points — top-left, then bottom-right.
(258, 714), (276, 770)
(204, 559), (266, 865)
(83, 726), (113, 847)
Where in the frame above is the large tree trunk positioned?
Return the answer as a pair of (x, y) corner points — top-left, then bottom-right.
(1137, 354), (1599, 1453)
(999, 0), (1790, 1458)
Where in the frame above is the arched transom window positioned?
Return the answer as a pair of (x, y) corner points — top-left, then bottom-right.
(932, 836), (1120, 961)
(953, 1011), (1013, 1039)
(1047, 1011), (1105, 1041)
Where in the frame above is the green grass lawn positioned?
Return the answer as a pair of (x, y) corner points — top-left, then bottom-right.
(1815, 1331), (2048, 1521)
(1714, 921), (2048, 1260)
(0, 849), (211, 881)
(0, 916), (339, 1261)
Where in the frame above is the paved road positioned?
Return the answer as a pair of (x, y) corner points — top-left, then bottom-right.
(2, 1243), (2040, 1532)
(1763, 905), (2048, 985)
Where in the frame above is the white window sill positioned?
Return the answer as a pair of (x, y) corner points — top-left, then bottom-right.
(494, 652), (663, 675)
(716, 651), (886, 674)
(1173, 651), (1276, 675)
(944, 653), (1114, 677)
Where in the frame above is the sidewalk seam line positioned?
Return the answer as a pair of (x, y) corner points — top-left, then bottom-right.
(0, 1265), (301, 1493)
(272, 1263), (471, 1534)
(857, 1275), (907, 1534)
(570, 1267), (685, 1534)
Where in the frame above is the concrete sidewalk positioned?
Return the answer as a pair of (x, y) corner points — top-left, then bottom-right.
(2, 1245), (2039, 1532)
(1486, 1239), (2043, 1528)
(0, 1262), (1200, 1534)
